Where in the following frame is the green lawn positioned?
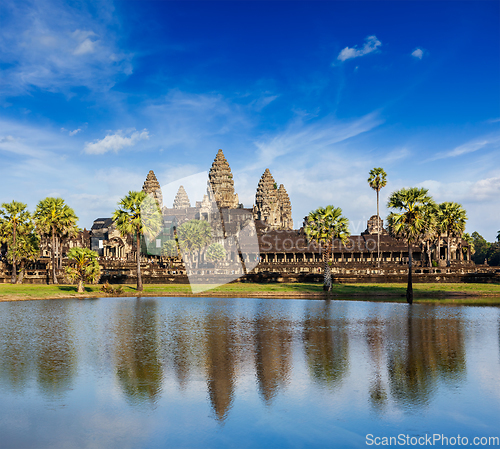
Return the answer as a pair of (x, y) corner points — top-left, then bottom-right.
(1, 282), (499, 304)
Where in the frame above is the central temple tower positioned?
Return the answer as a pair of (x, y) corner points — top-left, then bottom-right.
(208, 149), (239, 209)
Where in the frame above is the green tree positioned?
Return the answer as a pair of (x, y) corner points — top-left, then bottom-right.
(206, 242), (226, 268)
(34, 198), (78, 284)
(437, 202), (467, 267)
(8, 224), (39, 284)
(367, 168), (387, 268)
(0, 201), (32, 283)
(65, 247), (100, 293)
(176, 219), (212, 269)
(387, 187), (434, 304)
(162, 239), (180, 269)
(113, 191), (162, 291)
(461, 232), (474, 260)
(497, 230), (500, 243)
(305, 205), (350, 292)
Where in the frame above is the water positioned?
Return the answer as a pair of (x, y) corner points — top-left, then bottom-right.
(0, 297), (499, 448)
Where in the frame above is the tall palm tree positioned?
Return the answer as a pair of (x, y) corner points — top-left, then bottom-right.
(497, 230), (500, 243)
(113, 191), (162, 291)
(437, 202), (467, 267)
(367, 168), (387, 268)
(387, 187), (434, 304)
(65, 247), (100, 293)
(34, 198), (78, 284)
(305, 205), (350, 292)
(0, 201), (33, 283)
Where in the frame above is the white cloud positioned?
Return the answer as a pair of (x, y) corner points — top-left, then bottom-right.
(73, 38), (98, 55)
(0, 0), (132, 95)
(252, 111), (384, 168)
(337, 36), (382, 62)
(411, 48), (424, 59)
(84, 129), (149, 155)
(426, 134), (500, 161)
(69, 129), (82, 136)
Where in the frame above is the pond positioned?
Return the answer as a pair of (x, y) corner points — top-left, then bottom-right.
(0, 297), (499, 448)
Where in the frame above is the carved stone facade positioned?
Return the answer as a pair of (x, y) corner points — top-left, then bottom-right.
(208, 149), (239, 209)
(142, 170), (163, 208)
(253, 169), (293, 230)
(363, 215), (387, 235)
(173, 186), (191, 209)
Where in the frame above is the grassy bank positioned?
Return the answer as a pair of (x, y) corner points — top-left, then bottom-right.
(0, 282), (500, 304)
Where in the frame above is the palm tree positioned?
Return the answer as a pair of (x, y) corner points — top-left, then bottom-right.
(113, 191), (162, 291)
(206, 242), (226, 270)
(65, 247), (100, 293)
(34, 198), (78, 284)
(387, 187), (434, 304)
(305, 205), (350, 292)
(462, 232), (474, 261)
(497, 230), (500, 243)
(0, 201), (33, 283)
(367, 168), (387, 269)
(418, 203), (439, 268)
(162, 239), (180, 269)
(176, 219), (212, 270)
(437, 202), (467, 267)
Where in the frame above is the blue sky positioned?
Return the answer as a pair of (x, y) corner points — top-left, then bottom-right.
(0, 0), (499, 240)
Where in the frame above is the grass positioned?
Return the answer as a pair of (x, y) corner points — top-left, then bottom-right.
(0, 281), (500, 304)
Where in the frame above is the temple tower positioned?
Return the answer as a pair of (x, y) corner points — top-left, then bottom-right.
(208, 149), (239, 209)
(173, 185), (191, 209)
(253, 169), (292, 230)
(277, 184), (293, 230)
(142, 170), (163, 208)
(253, 168), (278, 226)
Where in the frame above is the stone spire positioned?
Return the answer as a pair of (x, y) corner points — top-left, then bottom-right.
(208, 149), (239, 209)
(142, 170), (163, 208)
(277, 184), (293, 230)
(173, 185), (191, 209)
(253, 169), (293, 230)
(253, 168), (279, 227)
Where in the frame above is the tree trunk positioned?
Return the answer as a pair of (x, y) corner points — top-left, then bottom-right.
(377, 189), (380, 269)
(447, 231), (451, 267)
(51, 225), (58, 284)
(323, 244), (332, 292)
(136, 230), (143, 292)
(58, 236), (63, 269)
(406, 243), (413, 304)
(436, 235), (441, 264)
(77, 279), (84, 293)
(16, 259), (25, 284)
(11, 221), (17, 284)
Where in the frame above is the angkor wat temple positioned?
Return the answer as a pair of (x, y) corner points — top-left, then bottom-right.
(1, 149), (490, 285)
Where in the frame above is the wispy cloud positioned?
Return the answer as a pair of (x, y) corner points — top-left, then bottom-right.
(84, 129), (149, 155)
(336, 36), (382, 62)
(425, 134), (500, 162)
(0, 0), (132, 95)
(411, 48), (424, 59)
(252, 111), (384, 168)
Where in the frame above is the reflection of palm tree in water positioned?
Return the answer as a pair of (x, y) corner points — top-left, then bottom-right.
(387, 306), (466, 409)
(302, 301), (349, 388)
(114, 299), (163, 405)
(365, 317), (388, 412)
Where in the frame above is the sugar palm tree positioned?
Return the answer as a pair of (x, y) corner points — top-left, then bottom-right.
(437, 202), (467, 267)
(387, 187), (434, 304)
(113, 191), (162, 291)
(176, 219), (212, 270)
(206, 242), (226, 269)
(368, 168), (387, 268)
(305, 205), (350, 292)
(0, 201), (32, 283)
(65, 247), (100, 293)
(34, 198), (78, 284)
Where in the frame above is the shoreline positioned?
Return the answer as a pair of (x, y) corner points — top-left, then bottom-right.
(1, 282), (500, 304)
